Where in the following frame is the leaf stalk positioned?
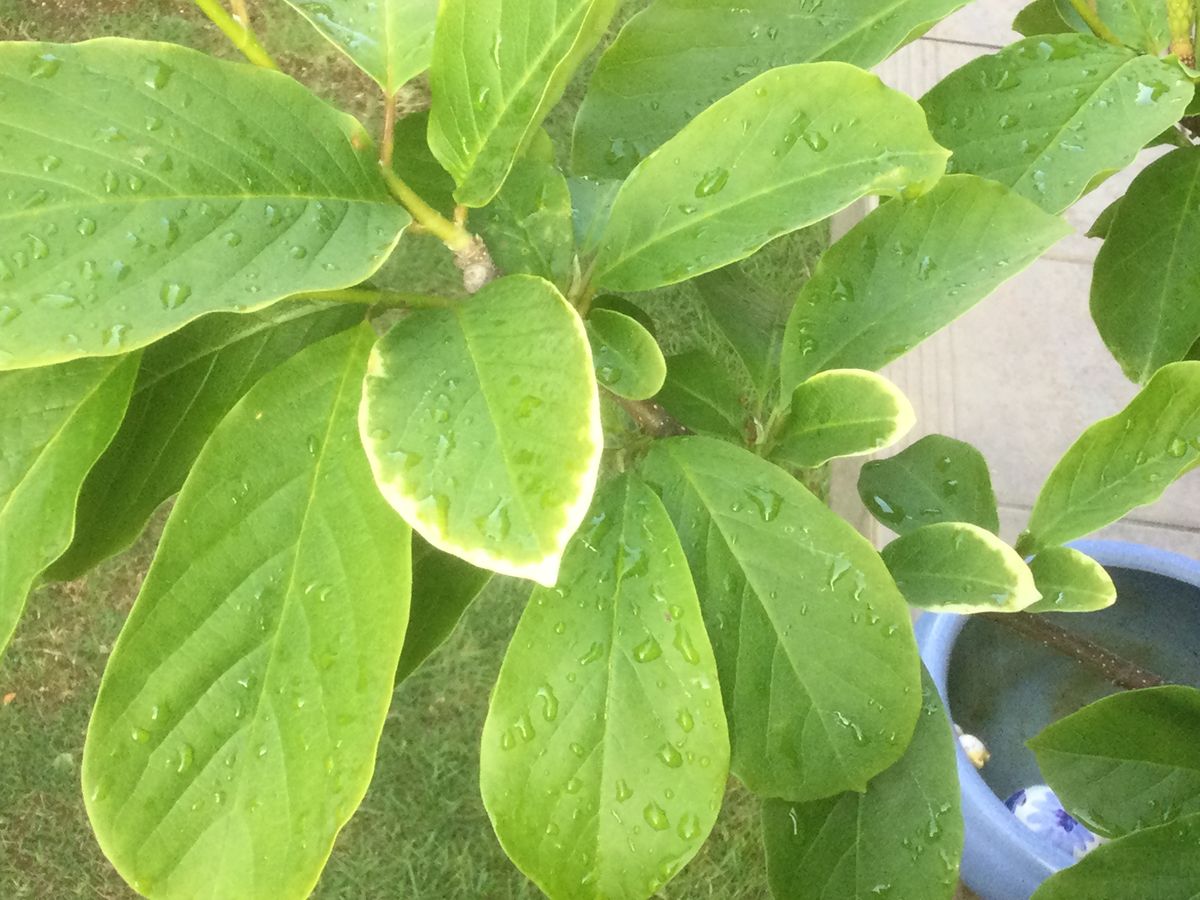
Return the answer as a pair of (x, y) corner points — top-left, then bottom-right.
(191, 0), (279, 70)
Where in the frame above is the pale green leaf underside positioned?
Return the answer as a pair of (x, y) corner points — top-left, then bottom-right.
(857, 433), (1001, 536)
(1051, 0), (1170, 54)
(763, 670), (962, 900)
(49, 302), (363, 581)
(921, 35), (1193, 214)
(281, 0), (438, 94)
(1032, 812), (1200, 899)
(83, 326), (412, 900)
(572, 0), (971, 180)
(640, 437), (921, 801)
(593, 62), (950, 292)
(360, 275), (603, 586)
(1091, 147), (1200, 383)
(1025, 545), (1116, 613)
(0, 38), (408, 371)
(780, 174), (1070, 392)
(1026, 361), (1200, 548)
(882, 522), (1041, 613)
(1029, 686), (1200, 838)
(481, 475), (729, 900)
(0, 354), (137, 659)
(771, 369), (914, 470)
(428, 0), (621, 207)
(586, 308), (666, 401)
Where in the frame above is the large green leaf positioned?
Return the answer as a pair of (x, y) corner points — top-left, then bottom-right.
(49, 303), (364, 581)
(763, 670), (962, 900)
(481, 474), (729, 900)
(640, 437), (921, 800)
(1032, 812), (1200, 899)
(396, 535), (491, 681)
(0, 355), (137, 659)
(857, 434), (1001, 536)
(592, 63), (950, 293)
(361, 275), (602, 585)
(428, 0), (621, 207)
(1024, 361), (1200, 550)
(1029, 686), (1200, 838)
(770, 369), (914, 470)
(780, 175), (1069, 391)
(1092, 147), (1200, 383)
(281, 0), (438, 94)
(83, 325), (411, 900)
(882, 522), (1041, 614)
(586, 308), (667, 401)
(1025, 546), (1116, 613)
(0, 39), (409, 371)
(921, 35), (1193, 214)
(572, 0), (971, 180)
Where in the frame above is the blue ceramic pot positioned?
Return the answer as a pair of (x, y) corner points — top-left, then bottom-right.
(915, 539), (1200, 900)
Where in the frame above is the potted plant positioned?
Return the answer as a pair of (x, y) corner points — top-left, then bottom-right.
(0, 0), (1197, 898)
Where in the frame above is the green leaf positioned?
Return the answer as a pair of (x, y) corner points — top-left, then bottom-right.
(280, 0), (437, 94)
(654, 350), (747, 441)
(1087, 194), (1124, 238)
(771, 370), (914, 470)
(0, 39), (409, 371)
(1051, 0), (1171, 54)
(1013, 0), (1074, 36)
(0, 355), (137, 659)
(763, 669), (962, 900)
(592, 63), (950, 292)
(1092, 147), (1200, 383)
(779, 175), (1070, 391)
(82, 325), (412, 899)
(475, 144), (575, 291)
(361, 275), (602, 585)
(921, 35), (1193, 214)
(392, 111), (458, 217)
(882, 522), (1041, 613)
(1029, 686), (1200, 839)
(640, 437), (921, 800)
(586, 308), (666, 401)
(568, 175), (621, 256)
(1025, 361), (1200, 549)
(1033, 814), (1200, 899)
(1025, 546), (1116, 613)
(857, 434), (1001, 536)
(49, 303), (364, 581)
(481, 474), (729, 900)
(428, 0), (622, 207)
(396, 536), (492, 682)
(572, 0), (971, 180)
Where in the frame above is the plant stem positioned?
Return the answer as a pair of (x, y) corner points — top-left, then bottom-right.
(1065, 0), (1122, 44)
(982, 612), (1167, 691)
(379, 165), (473, 251)
(228, 0), (250, 24)
(305, 287), (456, 309)
(380, 92), (397, 169)
(1169, 0), (1196, 66)
(192, 0), (279, 70)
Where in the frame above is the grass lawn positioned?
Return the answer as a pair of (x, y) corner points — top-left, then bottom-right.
(0, 2), (825, 896)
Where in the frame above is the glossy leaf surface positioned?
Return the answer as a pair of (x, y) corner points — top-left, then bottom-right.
(429, 0), (621, 207)
(857, 434), (1001, 536)
(771, 369), (915, 469)
(593, 63), (950, 292)
(1092, 147), (1200, 383)
(1029, 686), (1200, 837)
(361, 275), (602, 585)
(780, 175), (1069, 391)
(50, 303), (363, 580)
(882, 522), (1041, 613)
(763, 670), (962, 900)
(641, 437), (921, 800)
(281, 0), (438, 93)
(83, 326), (412, 899)
(921, 35), (1192, 213)
(481, 475), (728, 900)
(572, 0), (970, 179)
(0, 39), (408, 370)
(586, 308), (666, 401)
(0, 355), (137, 658)
(1025, 362), (1200, 549)
(1025, 546), (1116, 613)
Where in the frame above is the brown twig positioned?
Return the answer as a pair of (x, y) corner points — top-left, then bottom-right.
(613, 396), (693, 439)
